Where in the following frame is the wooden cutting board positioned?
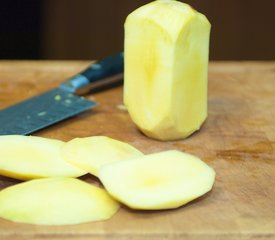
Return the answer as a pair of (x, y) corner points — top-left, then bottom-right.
(0, 61), (274, 240)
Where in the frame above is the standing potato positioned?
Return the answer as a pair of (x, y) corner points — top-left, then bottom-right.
(124, 0), (211, 140)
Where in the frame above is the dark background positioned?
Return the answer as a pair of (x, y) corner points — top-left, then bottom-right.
(0, 0), (275, 60)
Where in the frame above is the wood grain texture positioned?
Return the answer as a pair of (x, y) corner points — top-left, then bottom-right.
(0, 61), (275, 240)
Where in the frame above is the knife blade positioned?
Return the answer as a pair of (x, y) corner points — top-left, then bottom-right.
(0, 52), (124, 135)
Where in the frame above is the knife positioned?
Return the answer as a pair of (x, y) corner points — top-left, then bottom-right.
(0, 52), (124, 135)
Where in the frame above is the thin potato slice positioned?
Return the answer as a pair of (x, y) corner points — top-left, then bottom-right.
(99, 150), (215, 210)
(0, 178), (120, 225)
(0, 135), (87, 180)
(61, 136), (144, 176)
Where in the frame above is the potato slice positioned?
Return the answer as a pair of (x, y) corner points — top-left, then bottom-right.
(124, 0), (211, 140)
(99, 150), (215, 210)
(61, 136), (144, 176)
(0, 178), (120, 225)
(0, 135), (87, 180)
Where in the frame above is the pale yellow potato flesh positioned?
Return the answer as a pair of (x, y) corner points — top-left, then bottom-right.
(99, 150), (215, 210)
(61, 136), (144, 176)
(124, 0), (211, 140)
(0, 178), (120, 225)
(0, 135), (87, 180)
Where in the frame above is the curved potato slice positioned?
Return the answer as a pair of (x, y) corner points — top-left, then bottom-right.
(99, 150), (215, 210)
(0, 135), (87, 180)
(61, 136), (144, 176)
(0, 178), (120, 225)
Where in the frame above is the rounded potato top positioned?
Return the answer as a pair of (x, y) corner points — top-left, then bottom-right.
(125, 0), (210, 41)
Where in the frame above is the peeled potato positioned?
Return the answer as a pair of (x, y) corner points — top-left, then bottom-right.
(0, 178), (120, 225)
(99, 150), (215, 210)
(0, 135), (87, 180)
(61, 136), (144, 176)
(124, 0), (211, 140)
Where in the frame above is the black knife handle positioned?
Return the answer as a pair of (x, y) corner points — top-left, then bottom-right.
(60, 52), (124, 95)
